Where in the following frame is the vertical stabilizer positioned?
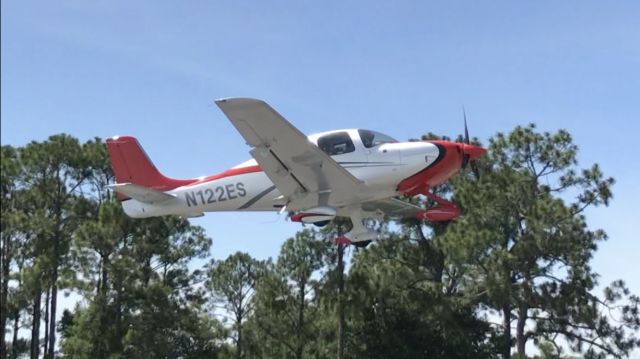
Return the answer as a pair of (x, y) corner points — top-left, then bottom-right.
(106, 136), (195, 197)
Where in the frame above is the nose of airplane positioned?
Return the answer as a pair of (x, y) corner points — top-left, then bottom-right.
(397, 140), (488, 196)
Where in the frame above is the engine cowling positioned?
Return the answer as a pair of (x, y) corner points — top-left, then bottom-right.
(290, 206), (337, 224)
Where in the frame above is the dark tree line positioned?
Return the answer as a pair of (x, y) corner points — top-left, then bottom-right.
(1, 126), (638, 358)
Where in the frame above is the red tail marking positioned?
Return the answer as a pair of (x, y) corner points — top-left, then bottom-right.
(106, 136), (197, 192)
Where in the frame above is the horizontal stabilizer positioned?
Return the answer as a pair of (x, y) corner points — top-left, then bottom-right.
(180, 212), (204, 218)
(109, 183), (176, 204)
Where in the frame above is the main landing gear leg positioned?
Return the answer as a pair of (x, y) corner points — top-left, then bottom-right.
(334, 208), (377, 247)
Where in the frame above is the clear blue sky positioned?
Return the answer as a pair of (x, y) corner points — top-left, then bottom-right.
(2, 1), (639, 294)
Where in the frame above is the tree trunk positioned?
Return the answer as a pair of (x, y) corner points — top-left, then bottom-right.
(502, 304), (511, 359)
(295, 280), (306, 359)
(100, 254), (109, 294)
(11, 258), (24, 359)
(415, 222), (445, 282)
(516, 303), (527, 356)
(1, 236), (11, 359)
(46, 270), (57, 359)
(143, 257), (151, 287)
(43, 288), (49, 356)
(46, 226), (62, 359)
(236, 316), (242, 359)
(96, 262), (102, 294)
(12, 308), (20, 359)
(336, 243), (345, 359)
(30, 289), (41, 359)
(114, 282), (123, 353)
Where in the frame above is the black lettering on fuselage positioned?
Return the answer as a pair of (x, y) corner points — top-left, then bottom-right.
(205, 188), (215, 203)
(185, 182), (247, 207)
(215, 186), (226, 201)
(186, 192), (197, 207)
(226, 184), (237, 199)
(236, 182), (246, 197)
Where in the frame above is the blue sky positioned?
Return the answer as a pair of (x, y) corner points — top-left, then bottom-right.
(2, 1), (639, 295)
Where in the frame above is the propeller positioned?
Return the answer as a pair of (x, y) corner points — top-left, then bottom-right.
(460, 107), (482, 179)
(461, 107), (470, 169)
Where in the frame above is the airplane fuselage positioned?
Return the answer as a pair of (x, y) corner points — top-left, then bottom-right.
(121, 129), (448, 218)
(107, 97), (487, 243)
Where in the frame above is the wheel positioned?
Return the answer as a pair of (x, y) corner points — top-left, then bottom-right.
(352, 240), (372, 248)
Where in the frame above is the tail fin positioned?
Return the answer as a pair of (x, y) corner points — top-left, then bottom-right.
(106, 136), (195, 193)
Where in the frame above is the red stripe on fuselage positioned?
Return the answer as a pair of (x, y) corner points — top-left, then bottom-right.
(127, 165), (263, 194)
(184, 165), (263, 187)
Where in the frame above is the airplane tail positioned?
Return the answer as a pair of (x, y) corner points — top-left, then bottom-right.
(105, 136), (195, 199)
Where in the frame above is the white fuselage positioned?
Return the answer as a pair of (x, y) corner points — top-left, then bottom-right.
(122, 129), (440, 218)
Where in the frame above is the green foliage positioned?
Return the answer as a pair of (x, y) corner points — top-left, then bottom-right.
(3, 127), (639, 359)
(248, 229), (332, 358)
(61, 210), (218, 358)
(206, 252), (266, 358)
(438, 124), (638, 357)
(343, 234), (496, 359)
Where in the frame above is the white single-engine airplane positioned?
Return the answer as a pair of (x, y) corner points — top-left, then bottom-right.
(106, 98), (486, 246)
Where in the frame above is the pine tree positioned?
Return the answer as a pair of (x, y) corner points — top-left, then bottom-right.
(440, 124), (640, 358)
(250, 229), (331, 359)
(206, 252), (266, 359)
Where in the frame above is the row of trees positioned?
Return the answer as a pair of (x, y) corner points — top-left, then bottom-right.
(1, 126), (639, 358)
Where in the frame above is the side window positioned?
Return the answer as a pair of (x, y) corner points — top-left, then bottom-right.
(358, 129), (397, 148)
(317, 132), (355, 156)
(359, 130), (375, 148)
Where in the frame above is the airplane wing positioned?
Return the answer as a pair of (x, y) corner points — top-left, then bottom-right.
(362, 197), (422, 219)
(215, 98), (367, 211)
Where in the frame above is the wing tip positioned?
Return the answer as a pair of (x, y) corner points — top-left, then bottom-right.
(215, 97), (265, 106)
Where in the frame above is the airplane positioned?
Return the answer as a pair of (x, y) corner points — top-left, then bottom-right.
(106, 98), (486, 246)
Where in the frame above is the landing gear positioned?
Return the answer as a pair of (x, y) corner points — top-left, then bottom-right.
(313, 220), (330, 228)
(343, 207), (379, 242)
(333, 206), (380, 248)
(334, 236), (372, 248)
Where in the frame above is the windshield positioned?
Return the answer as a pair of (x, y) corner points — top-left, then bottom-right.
(358, 129), (397, 148)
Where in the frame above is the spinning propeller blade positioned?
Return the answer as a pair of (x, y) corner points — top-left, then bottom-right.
(461, 107), (471, 169)
(463, 107), (469, 145)
(460, 107), (482, 179)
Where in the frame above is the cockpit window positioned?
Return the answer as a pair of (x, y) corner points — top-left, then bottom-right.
(358, 129), (397, 148)
(317, 132), (355, 156)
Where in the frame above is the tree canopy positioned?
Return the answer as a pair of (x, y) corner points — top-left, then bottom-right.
(1, 126), (638, 359)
